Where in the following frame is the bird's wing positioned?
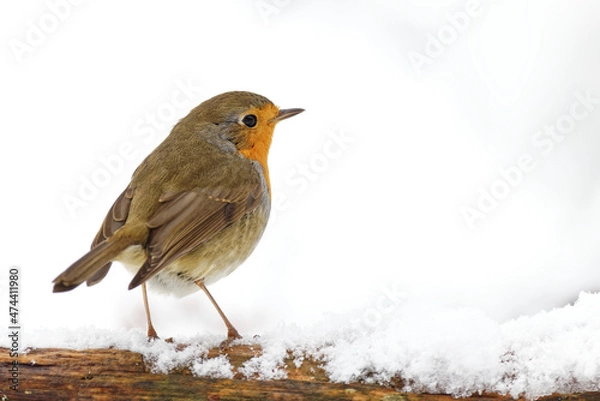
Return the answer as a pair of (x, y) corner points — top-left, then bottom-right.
(128, 182), (263, 289)
(86, 186), (134, 286)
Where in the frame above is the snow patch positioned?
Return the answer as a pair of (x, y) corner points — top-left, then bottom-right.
(6, 292), (600, 399)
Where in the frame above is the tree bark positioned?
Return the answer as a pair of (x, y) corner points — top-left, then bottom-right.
(1, 346), (599, 401)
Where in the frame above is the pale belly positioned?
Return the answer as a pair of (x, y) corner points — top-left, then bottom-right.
(117, 204), (270, 297)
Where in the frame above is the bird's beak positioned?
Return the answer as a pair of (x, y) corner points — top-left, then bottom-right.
(272, 108), (304, 123)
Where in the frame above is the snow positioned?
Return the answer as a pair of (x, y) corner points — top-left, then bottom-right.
(5, 292), (600, 399)
(191, 355), (234, 379)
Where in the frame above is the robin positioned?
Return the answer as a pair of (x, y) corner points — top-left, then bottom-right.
(53, 91), (304, 340)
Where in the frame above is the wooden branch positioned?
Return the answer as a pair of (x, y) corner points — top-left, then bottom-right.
(1, 346), (599, 401)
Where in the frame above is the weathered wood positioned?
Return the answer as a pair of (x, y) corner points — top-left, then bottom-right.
(1, 346), (599, 401)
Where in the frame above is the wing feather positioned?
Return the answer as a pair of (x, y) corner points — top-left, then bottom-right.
(128, 182), (263, 289)
(86, 187), (134, 286)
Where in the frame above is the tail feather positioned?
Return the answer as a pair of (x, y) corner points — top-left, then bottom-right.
(53, 240), (130, 292)
(86, 263), (112, 287)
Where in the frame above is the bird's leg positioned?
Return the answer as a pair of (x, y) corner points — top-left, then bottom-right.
(142, 282), (159, 340)
(195, 279), (242, 341)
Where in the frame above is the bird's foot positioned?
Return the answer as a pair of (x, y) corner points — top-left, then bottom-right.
(228, 327), (242, 340)
(218, 328), (242, 348)
(146, 326), (160, 342)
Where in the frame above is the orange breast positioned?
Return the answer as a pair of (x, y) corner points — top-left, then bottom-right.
(239, 106), (278, 196)
(240, 142), (271, 195)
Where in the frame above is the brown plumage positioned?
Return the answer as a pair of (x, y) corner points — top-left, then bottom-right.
(53, 91), (303, 340)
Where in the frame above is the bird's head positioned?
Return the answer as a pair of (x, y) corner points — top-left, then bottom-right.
(184, 91), (304, 187)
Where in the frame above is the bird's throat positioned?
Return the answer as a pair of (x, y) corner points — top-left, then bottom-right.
(239, 135), (272, 196)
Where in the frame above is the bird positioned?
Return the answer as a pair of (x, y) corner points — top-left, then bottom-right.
(53, 91), (304, 341)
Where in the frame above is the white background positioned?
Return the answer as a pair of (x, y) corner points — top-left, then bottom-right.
(2, 1), (600, 340)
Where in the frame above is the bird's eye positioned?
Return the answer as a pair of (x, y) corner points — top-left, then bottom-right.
(242, 114), (257, 127)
